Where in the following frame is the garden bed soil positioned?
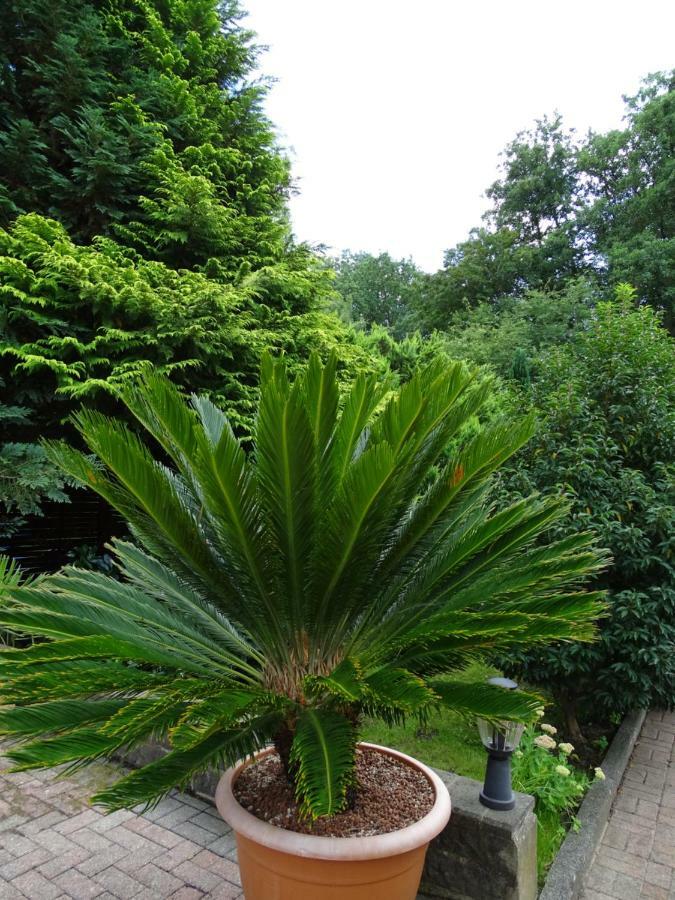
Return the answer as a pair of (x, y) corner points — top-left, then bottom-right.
(232, 747), (434, 838)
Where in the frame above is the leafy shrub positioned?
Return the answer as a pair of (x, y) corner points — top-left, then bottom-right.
(500, 290), (675, 733)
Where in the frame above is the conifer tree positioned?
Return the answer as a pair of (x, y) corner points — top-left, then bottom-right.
(0, 0), (290, 275)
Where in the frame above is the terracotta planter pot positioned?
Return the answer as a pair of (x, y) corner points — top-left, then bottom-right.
(215, 741), (451, 900)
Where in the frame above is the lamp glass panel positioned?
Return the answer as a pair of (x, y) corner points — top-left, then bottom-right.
(477, 718), (525, 751)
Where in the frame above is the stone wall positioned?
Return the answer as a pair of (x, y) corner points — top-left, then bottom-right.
(419, 770), (537, 900)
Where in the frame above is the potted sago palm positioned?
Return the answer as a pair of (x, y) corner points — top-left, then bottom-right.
(0, 354), (607, 900)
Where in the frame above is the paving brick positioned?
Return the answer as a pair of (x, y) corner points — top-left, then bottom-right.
(603, 823), (631, 851)
(93, 865), (144, 898)
(134, 890), (164, 900)
(582, 710), (674, 900)
(657, 807), (675, 827)
(0, 878), (30, 900)
(187, 812), (231, 836)
(11, 868), (65, 899)
(55, 809), (104, 835)
(170, 888), (205, 900)
(121, 818), (183, 849)
(178, 795), (211, 812)
(76, 842), (128, 876)
(0, 832), (40, 856)
(639, 883), (669, 899)
(611, 872), (645, 900)
(172, 860), (223, 893)
(108, 825), (164, 853)
(625, 830), (654, 858)
(115, 846), (165, 874)
(38, 847), (90, 879)
(32, 828), (83, 856)
(0, 847), (52, 880)
(89, 808), (136, 833)
(152, 804), (198, 830)
(192, 850), (241, 886)
(69, 828), (115, 854)
(645, 862), (673, 890)
(141, 797), (185, 822)
(0, 814), (30, 834)
(171, 820), (218, 845)
(597, 846), (647, 880)
(153, 840), (201, 871)
(53, 869), (106, 899)
(636, 799), (661, 821)
(204, 882), (243, 899)
(135, 862), (183, 895)
(17, 809), (68, 835)
(206, 833), (237, 857)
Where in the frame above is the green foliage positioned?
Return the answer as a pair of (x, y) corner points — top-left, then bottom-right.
(513, 723), (592, 882)
(0, 356), (605, 816)
(0, 0), (290, 273)
(513, 726), (589, 819)
(329, 251), (427, 337)
(0, 442), (71, 539)
(0, 381), (73, 539)
(0, 214), (380, 444)
(579, 71), (675, 326)
(500, 293), (675, 723)
(420, 74), (674, 332)
(435, 280), (596, 377)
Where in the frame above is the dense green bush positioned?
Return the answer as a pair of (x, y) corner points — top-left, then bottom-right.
(500, 290), (675, 733)
(436, 280), (596, 379)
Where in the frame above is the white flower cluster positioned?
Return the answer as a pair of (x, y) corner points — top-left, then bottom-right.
(540, 723), (558, 735)
(558, 742), (574, 755)
(534, 734), (557, 751)
(594, 767), (606, 781)
(555, 765), (570, 777)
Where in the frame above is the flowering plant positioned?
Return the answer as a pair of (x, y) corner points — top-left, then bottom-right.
(512, 725), (589, 818)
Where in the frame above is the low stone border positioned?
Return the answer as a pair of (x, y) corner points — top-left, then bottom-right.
(538, 708), (647, 900)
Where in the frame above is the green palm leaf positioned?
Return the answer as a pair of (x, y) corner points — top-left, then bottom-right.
(0, 353), (606, 814)
(92, 717), (281, 811)
(290, 708), (356, 818)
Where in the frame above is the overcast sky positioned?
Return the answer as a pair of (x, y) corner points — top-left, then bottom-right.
(243, 1), (674, 271)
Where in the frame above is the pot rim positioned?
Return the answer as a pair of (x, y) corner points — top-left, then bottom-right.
(215, 741), (451, 861)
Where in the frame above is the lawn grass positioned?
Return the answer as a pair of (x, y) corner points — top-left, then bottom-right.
(360, 661), (493, 780)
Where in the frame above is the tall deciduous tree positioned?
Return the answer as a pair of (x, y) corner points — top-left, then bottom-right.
(329, 251), (426, 338)
(579, 71), (675, 328)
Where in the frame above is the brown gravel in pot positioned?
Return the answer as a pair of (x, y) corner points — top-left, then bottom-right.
(232, 747), (435, 837)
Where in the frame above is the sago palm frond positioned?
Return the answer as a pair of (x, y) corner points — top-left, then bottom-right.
(0, 353), (608, 817)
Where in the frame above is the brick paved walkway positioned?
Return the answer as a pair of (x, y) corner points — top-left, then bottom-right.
(582, 709), (675, 900)
(0, 755), (242, 899)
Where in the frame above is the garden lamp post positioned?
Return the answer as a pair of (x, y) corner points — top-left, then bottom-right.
(477, 677), (524, 811)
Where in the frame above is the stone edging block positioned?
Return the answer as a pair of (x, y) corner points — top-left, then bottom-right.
(538, 708), (647, 900)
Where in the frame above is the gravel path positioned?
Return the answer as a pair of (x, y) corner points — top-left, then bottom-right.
(581, 709), (675, 900)
(0, 755), (242, 899)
